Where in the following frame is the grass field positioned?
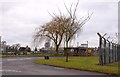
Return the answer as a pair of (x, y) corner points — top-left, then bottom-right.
(34, 56), (119, 75)
(0, 54), (2, 58)
(1, 53), (64, 58)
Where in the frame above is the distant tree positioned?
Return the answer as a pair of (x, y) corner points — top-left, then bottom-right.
(11, 44), (21, 55)
(35, 47), (37, 51)
(25, 45), (31, 54)
(6, 45), (11, 55)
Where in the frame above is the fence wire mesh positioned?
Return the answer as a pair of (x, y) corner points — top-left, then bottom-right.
(97, 33), (119, 65)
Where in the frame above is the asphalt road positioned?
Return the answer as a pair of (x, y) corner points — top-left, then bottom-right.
(2, 57), (106, 75)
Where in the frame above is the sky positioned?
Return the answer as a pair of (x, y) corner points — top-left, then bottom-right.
(0, 0), (119, 49)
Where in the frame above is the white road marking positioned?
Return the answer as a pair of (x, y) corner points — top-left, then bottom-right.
(7, 59), (18, 61)
(0, 69), (21, 72)
(53, 67), (64, 70)
(6, 58), (32, 61)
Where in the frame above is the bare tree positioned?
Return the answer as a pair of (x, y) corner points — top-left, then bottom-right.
(55, 0), (92, 62)
(48, 0), (92, 48)
(34, 16), (66, 54)
(34, 0), (92, 55)
(63, 0), (92, 48)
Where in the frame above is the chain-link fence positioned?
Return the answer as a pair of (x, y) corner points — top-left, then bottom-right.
(97, 33), (119, 65)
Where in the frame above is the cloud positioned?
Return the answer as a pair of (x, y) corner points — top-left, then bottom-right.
(75, 2), (118, 47)
(0, 0), (118, 48)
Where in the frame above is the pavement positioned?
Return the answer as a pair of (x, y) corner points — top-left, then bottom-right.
(1, 57), (106, 75)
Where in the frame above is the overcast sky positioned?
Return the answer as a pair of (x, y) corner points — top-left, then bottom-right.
(0, 0), (119, 49)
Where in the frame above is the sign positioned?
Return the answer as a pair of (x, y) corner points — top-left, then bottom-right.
(88, 48), (91, 54)
(45, 42), (50, 48)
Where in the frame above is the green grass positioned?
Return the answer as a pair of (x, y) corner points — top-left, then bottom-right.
(0, 54), (2, 58)
(1, 53), (64, 58)
(2, 54), (45, 58)
(34, 56), (119, 75)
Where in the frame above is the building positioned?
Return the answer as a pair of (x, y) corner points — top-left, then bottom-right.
(18, 46), (31, 55)
(64, 47), (96, 56)
(1, 41), (7, 54)
(0, 36), (7, 54)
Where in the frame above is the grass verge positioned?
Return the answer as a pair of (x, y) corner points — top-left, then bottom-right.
(34, 56), (119, 75)
(1, 53), (64, 58)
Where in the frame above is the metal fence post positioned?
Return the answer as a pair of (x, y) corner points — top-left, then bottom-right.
(111, 43), (114, 63)
(103, 38), (106, 64)
(108, 42), (111, 63)
(115, 44), (116, 61)
(97, 33), (103, 65)
(97, 33), (119, 65)
(113, 44), (115, 62)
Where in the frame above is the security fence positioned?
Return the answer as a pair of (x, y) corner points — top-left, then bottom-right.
(97, 33), (119, 65)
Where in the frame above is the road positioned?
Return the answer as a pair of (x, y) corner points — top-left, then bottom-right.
(2, 57), (106, 75)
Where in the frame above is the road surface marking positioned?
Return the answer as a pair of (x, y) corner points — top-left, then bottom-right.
(6, 58), (32, 61)
(0, 69), (21, 72)
(53, 67), (64, 70)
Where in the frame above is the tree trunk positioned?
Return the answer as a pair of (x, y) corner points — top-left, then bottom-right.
(55, 45), (59, 54)
(65, 41), (69, 62)
(66, 41), (69, 48)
